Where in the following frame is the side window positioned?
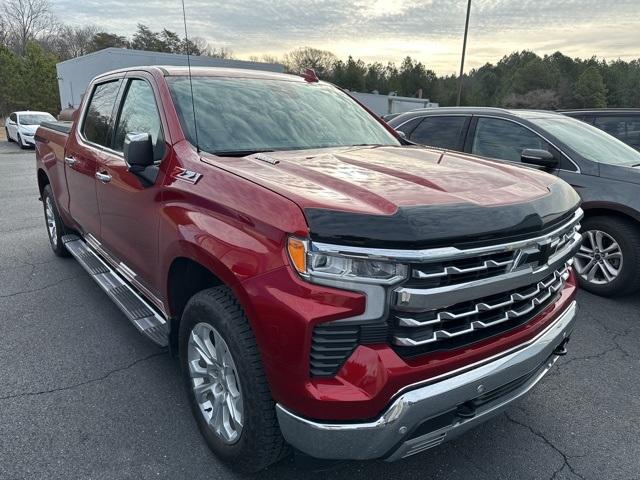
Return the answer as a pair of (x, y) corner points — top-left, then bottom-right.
(395, 117), (422, 137)
(9, 113), (17, 123)
(113, 79), (165, 160)
(409, 116), (468, 151)
(82, 80), (121, 147)
(472, 118), (547, 162)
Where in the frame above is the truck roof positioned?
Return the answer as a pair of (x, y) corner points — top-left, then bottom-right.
(94, 65), (305, 83)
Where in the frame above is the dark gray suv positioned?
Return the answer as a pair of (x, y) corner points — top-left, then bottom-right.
(388, 107), (640, 297)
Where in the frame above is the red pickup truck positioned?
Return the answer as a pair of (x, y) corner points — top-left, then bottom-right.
(35, 66), (582, 471)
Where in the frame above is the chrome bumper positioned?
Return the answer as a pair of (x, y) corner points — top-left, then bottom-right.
(276, 300), (577, 461)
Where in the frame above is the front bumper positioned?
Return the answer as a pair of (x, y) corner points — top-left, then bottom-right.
(276, 300), (577, 461)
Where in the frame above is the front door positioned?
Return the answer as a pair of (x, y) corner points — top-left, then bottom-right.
(6, 113), (18, 140)
(95, 74), (169, 296)
(65, 79), (123, 237)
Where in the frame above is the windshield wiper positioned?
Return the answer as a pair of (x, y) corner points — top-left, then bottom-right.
(212, 149), (274, 157)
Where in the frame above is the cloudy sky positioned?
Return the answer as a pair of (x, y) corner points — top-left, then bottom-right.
(52, 0), (639, 74)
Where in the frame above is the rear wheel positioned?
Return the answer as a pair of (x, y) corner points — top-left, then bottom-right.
(5, 128), (13, 142)
(574, 216), (640, 296)
(179, 286), (288, 472)
(42, 185), (70, 257)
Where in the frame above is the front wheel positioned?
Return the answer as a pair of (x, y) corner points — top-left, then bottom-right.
(17, 133), (27, 149)
(179, 287), (288, 472)
(574, 216), (640, 296)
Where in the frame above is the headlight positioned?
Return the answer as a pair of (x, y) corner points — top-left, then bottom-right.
(287, 237), (408, 285)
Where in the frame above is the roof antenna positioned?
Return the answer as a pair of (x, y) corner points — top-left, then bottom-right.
(181, 0), (200, 153)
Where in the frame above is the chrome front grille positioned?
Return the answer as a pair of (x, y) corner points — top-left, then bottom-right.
(392, 263), (571, 348)
(390, 209), (582, 356)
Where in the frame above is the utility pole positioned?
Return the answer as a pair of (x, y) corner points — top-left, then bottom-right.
(457, 0), (472, 106)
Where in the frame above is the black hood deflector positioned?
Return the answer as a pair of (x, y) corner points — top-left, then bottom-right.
(305, 181), (581, 250)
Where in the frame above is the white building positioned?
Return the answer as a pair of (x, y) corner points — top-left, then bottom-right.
(56, 47), (284, 108)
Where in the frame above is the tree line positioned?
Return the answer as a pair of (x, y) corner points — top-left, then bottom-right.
(1, 0), (639, 118)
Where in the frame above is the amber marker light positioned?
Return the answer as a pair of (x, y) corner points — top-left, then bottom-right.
(287, 237), (308, 274)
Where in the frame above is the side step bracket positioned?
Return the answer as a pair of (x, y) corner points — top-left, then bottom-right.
(62, 234), (169, 347)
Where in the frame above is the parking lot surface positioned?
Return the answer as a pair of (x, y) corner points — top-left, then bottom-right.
(1, 142), (639, 480)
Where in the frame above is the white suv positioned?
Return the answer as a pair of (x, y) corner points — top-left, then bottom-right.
(5, 111), (55, 149)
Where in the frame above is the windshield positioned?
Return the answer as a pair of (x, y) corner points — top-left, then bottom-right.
(167, 76), (399, 154)
(530, 116), (640, 166)
(18, 113), (54, 125)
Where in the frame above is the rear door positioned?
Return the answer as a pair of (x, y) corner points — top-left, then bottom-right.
(95, 73), (170, 296)
(65, 78), (123, 237)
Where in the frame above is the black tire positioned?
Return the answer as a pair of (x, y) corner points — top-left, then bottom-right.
(41, 185), (70, 257)
(576, 216), (640, 296)
(5, 128), (13, 142)
(17, 133), (27, 149)
(179, 286), (289, 472)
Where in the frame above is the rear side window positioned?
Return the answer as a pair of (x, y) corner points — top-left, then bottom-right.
(409, 116), (468, 151)
(594, 116), (640, 150)
(472, 117), (547, 162)
(394, 117), (422, 136)
(113, 79), (165, 160)
(9, 113), (16, 122)
(82, 80), (121, 147)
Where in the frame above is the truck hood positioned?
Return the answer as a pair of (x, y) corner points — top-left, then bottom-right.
(203, 146), (580, 248)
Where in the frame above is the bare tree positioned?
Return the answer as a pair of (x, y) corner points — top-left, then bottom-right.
(0, 16), (9, 48)
(283, 47), (336, 76)
(2, 0), (57, 54)
(44, 25), (98, 60)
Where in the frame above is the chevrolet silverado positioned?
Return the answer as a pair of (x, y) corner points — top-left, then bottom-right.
(35, 66), (582, 471)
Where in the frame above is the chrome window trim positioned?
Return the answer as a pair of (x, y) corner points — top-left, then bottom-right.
(311, 208), (583, 264)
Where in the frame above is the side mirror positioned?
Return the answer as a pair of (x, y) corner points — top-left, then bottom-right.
(124, 132), (154, 169)
(396, 129), (407, 139)
(521, 149), (558, 168)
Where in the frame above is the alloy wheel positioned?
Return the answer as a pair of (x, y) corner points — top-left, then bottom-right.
(45, 196), (58, 247)
(574, 229), (623, 285)
(187, 322), (244, 444)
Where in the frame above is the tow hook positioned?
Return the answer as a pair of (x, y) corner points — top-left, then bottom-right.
(553, 337), (570, 356)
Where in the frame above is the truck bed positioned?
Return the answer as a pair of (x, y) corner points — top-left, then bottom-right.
(40, 121), (72, 135)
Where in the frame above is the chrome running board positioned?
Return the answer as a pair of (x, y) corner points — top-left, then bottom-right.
(62, 234), (169, 346)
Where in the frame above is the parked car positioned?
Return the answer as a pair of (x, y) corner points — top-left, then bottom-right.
(560, 109), (640, 151)
(5, 111), (56, 148)
(35, 68), (581, 471)
(389, 107), (640, 297)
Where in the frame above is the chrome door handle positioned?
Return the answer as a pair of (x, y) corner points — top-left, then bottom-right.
(95, 171), (111, 183)
(64, 156), (77, 167)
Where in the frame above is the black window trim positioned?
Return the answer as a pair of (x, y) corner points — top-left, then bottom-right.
(110, 75), (167, 165)
(469, 114), (581, 174)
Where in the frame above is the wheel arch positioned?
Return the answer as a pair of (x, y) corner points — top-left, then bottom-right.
(37, 168), (50, 197)
(164, 247), (256, 356)
(581, 202), (640, 227)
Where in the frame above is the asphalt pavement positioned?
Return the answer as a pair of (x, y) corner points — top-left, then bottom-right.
(1, 141), (639, 480)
